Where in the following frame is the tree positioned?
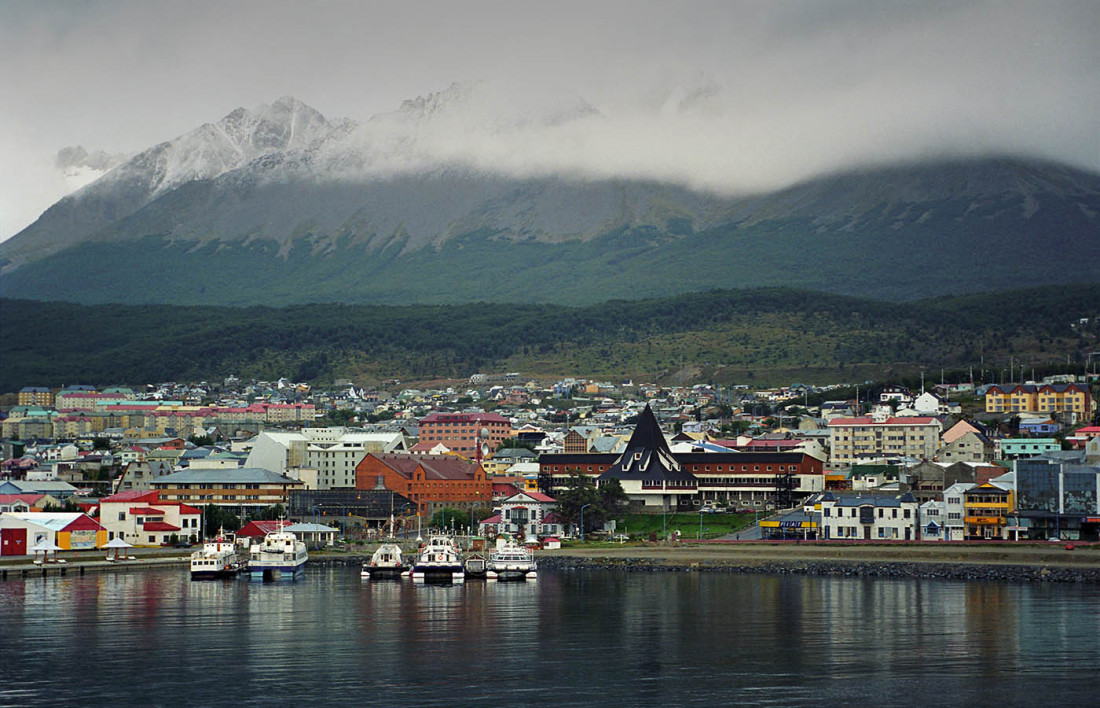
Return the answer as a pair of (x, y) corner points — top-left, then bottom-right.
(599, 478), (629, 520)
(252, 504), (286, 521)
(188, 434), (214, 447)
(554, 471), (602, 534)
(431, 507), (471, 531)
(203, 504), (240, 537)
(495, 437), (536, 453)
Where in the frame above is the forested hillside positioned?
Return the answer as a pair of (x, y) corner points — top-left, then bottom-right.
(2, 285), (1098, 393)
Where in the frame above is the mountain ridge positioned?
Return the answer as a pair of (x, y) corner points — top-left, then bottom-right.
(2, 95), (1099, 305)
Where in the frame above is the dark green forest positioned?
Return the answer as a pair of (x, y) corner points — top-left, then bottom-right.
(2, 284), (1098, 393)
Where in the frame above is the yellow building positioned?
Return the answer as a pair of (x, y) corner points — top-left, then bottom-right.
(985, 383), (1092, 417)
(963, 482), (1014, 540)
(17, 387), (54, 407)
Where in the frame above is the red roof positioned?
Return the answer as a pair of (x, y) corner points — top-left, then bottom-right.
(237, 520), (282, 537)
(64, 514), (105, 532)
(176, 504), (202, 515)
(101, 490), (160, 504)
(142, 521), (180, 532)
(521, 491), (556, 503)
(0, 494), (45, 505)
(420, 411), (511, 425)
(129, 507), (165, 515)
(479, 513), (502, 524)
(828, 416), (938, 426)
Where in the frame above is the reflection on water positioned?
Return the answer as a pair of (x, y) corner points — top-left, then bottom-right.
(1, 567), (1099, 706)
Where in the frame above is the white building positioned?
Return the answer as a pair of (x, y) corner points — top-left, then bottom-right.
(817, 492), (919, 541)
(942, 482), (976, 541)
(97, 489), (202, 545)
(244, 427), (407, 489)
(919, 499), (946, 540)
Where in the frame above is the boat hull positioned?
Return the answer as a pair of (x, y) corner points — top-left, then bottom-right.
(411, 565), (465, 583)
(248, 561), (306, 581)
(363, 565), (408, 580)
(190, 565), (242, 581)
(486, 567), (537, 581)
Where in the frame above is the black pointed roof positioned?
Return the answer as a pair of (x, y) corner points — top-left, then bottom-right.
(599, 404), (697, 482)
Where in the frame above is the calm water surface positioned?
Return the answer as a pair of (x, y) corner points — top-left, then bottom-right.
(1, 567), (1099, 706)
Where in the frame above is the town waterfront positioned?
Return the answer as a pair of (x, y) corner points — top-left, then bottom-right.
(2, 567), (1100, 706)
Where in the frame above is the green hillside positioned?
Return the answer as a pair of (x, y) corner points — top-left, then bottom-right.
(2, 285), (1098, 394)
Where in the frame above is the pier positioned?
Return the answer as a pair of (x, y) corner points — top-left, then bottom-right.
(0, 553), (187, 581)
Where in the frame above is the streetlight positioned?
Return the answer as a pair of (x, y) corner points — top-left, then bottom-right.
(580, 503), (591, 542)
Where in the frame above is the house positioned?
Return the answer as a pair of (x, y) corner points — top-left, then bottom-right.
(817, 492), (919, 541)
(496, 491), (558, 539)
(998, 438), (1060, 459)
(919, 499), (947, 540)
(1018, 417), (1060, 436)
(942, 482), (975, 541)
(0, 479), (80, 500)
(97, 490), (202, 545)
(879, 386), (914, 407)
(912, 391), (960, 416)
(0, 512), (106, 555)
(937, 429), (993, 463)
(0, 493), (59, 513)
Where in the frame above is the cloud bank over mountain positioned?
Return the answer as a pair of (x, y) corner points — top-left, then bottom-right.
(1, 1), (1098, 240)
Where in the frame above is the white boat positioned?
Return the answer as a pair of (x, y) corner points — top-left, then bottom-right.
(248, 524), (308, 581)
(411, 535), (464, 583)
(486, 539), (537, 581)
(362, 542), (408, 580)
(190, 532), (242, 580)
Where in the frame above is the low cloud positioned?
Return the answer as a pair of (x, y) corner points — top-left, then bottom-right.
(2, 1), (1098, 240)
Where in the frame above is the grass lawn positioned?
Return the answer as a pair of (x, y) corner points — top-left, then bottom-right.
(609, 512), (761, 541)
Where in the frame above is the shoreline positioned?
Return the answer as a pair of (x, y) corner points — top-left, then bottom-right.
(533, 541), (1100, 583)
(6, 541), (1100, 584)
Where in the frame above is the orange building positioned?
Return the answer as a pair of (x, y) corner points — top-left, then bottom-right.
(355, 453), (491, 518)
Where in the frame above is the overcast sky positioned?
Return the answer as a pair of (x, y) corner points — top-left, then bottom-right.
(2, 0), (1099, 241)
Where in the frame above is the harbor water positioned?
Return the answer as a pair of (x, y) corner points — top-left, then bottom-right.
(2, 566), (1099, 706)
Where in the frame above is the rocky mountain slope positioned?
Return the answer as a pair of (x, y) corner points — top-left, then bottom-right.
(2, 91), (1099, 305)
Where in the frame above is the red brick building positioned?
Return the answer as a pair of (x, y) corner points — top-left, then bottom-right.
(355, 453), (491, 518)
(418, 412), (513, 457)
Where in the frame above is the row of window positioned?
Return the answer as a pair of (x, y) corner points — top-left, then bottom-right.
(824, 507), (912, 519)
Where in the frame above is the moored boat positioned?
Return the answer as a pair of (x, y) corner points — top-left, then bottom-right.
(464, 553), (487, 580)
(248, 524), (308, 581)
(362, 542), (408, 580)
(486, 539), (537, 581)
(190, 532), (243, 580)
(411, 534), (464, 583)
